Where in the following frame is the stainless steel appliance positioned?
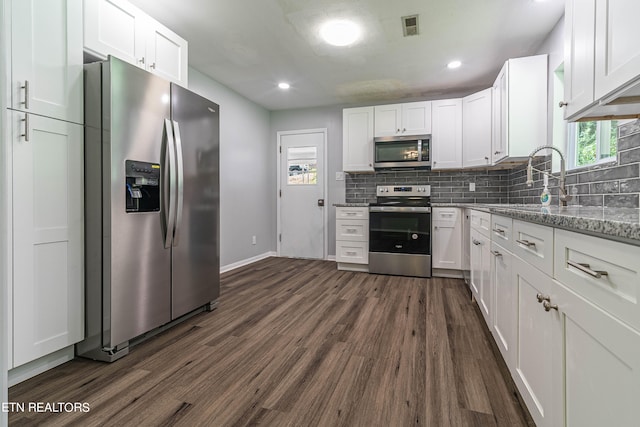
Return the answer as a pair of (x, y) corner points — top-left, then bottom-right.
(77, 57), (220, 362)
(374, 134), (431, 170)
(369, 185), (432, 277)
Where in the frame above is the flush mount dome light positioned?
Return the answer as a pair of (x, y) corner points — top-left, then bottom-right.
(320, 20), (361, 46)
(278, 82), (290, 89)
(447, 60), (462, 69)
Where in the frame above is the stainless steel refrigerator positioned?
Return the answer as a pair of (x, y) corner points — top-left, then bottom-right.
(77, 57), (220, 362)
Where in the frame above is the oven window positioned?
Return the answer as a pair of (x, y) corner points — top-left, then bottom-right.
(369, 212), (431, 254)
(375, 141), (420, 162)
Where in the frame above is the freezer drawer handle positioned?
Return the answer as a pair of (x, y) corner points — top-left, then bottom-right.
(567, 260), (609, 279)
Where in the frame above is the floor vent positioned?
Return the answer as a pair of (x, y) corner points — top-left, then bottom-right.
(402, 14), (419, 37)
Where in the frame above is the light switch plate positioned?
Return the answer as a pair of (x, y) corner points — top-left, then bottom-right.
(336, 172), (345, 181)
(469, 182), (476, 191)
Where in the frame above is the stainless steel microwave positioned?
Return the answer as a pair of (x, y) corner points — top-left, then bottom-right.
(373, 134), (431, 170)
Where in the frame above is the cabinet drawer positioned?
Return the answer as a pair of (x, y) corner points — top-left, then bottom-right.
(336, 220), (368, 242)
(336, 241), (368, 264)
(491, 215), (513, 252)
(470, 209), (491, 237)
(336, 206), (368, 220)
(512, 220), (553, 276)
(554, 229), (640, 332)
(432, 207), (460, 226)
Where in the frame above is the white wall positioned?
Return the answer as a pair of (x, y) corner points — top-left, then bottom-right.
(188, 68), (276, 267)
(270, 106), (346, 257)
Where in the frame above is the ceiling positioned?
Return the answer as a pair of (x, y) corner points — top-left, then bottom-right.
(129, 0), (565, 111)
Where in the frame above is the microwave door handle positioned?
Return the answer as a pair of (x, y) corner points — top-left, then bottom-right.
(418, 140), (423, 161)
(172, 120), (184, 247)
(163, 119), (177, 249)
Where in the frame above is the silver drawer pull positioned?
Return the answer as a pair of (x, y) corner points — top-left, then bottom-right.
(472, 239), (481, 246)
(536, 293), (550, 303)
(492, 228), (505, 234)
(346, 251), (357, 256)
(543, 301), (558, 312)
(346, 228), (357, 233)
(345, 212), (357, 216)
(491, 250), (502, 257)
(516, 239), (536, 248)
(567, 260), (609, 279)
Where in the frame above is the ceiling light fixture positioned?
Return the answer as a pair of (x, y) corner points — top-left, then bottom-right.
(320, 20), (361, 46)
(447, 60), (462, 69)
(278, 82), (290, 90)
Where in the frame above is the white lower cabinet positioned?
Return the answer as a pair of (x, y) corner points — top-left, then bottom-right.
(11, 111), (84, 367)
(470, 227), (491, 324)
(432, 207), (462, 270)
(490, 241), (515, 367)
(551, 280), (640, 427)
(335, 207), (368, 271)
(512, 255), (555, 427)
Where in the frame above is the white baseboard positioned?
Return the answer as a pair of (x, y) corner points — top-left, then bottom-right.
(432, 268), (464, 279)
(220, 251), (277, 273)
(8, 346), (74, 387)
(327, 255), (336, 261)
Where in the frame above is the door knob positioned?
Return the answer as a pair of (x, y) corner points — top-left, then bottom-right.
(317, 199), (325, 207)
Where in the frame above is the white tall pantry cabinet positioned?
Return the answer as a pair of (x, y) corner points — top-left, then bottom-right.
(3, 0), (84, 374)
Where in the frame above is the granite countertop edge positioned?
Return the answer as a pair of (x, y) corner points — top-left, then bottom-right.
(433, 203), (640, 246)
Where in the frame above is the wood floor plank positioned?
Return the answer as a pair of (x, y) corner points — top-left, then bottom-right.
(8, 258), (531, 426)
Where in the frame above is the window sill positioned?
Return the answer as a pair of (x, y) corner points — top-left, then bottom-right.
(567, 159), (617, 174)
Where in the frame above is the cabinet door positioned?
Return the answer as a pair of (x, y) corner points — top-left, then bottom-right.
(551, 281), (640, 427)
(145, 19), (189, 86)
(10, 0), (83, 124)
(462, 88), (492, 168)
(12, 112), (83, 367)
(594, 0), (640, 101)
(512, 256), (554, 427)
(492, 63), (508, 164)
(343, 107), (374, 172)
(431, 98), (462, 169)
(491, 243), (515, 367)
(432, 224), (461, 270)
(374, 104), (402, 137)
(478, 234), (491, 325)
(469, 228), (483, 300)
(401, 101), (432, 134)
(563, 0), (596, 119)
(84, 0), (147, 68)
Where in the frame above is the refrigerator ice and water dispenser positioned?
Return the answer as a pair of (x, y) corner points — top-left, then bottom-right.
(125, 160), (160, 212)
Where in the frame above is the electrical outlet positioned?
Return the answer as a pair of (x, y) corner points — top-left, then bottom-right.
(469, 182), (476, 192)
(252, 235), (257, 245)
(336, 172), (344, 181)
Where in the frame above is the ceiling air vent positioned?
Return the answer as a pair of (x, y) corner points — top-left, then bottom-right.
(402, 14), (419, 37)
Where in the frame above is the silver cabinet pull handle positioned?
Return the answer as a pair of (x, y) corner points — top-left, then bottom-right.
(559, 101), (568, 108)
(567, 260), (609, 279)
(139, 57), (145, 65)
(543, 301), (558, 312)
(536, 293), (550, 303)
(493, 228), (505, 234)
(491, 250), (502, 257)
(494, 151), (501, 155)
(516, 239), (536, 248)
(21, 80), (29, 109)
(21, 113), (29, 142)
(472, 239), (481, 246)
(150, 62), (156, 69)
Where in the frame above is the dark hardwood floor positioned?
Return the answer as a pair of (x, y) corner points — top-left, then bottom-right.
(9, 257), (532, 426)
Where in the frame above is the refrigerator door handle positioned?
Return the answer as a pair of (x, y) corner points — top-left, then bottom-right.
(163, 119), (177, 249)
(172, 120), (184, 247)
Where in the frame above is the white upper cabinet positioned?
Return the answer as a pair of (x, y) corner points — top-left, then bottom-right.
(432, 98), (462, 169)
(374, 101), (431, 137)
(84, 0), (188, 86)
(10, 0), (83, 124)
(462, 88), (492, 168)
(492, 55), (547, 164)
(563, 0), (640, 120)
(343, 107), (374, 172)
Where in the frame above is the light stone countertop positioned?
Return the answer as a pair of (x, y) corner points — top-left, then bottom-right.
(433, 203), (640, 246)
(333, 203), (370, 207)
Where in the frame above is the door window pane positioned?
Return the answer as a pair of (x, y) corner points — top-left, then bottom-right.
(287, 146), (317, 185)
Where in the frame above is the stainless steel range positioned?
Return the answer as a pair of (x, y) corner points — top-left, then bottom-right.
(369, 185), (432, 278)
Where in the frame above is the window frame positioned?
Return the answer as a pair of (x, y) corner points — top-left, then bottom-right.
(566, 120), (618, 170)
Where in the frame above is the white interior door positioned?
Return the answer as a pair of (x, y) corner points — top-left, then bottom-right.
(279, 129), (326, 259)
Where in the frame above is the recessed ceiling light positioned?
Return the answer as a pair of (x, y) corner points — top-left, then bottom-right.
(447, 60), (462, 69)
(278, 82), (290, 90)
(320, 20), (361, 46)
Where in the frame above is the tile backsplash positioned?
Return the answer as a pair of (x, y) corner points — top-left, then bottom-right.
(346, 120), (640, 208)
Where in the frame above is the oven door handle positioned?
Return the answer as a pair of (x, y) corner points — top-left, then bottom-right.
(369, 206), (431, 213)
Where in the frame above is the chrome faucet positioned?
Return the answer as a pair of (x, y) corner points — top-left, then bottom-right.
(526, 145), (573, 207)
